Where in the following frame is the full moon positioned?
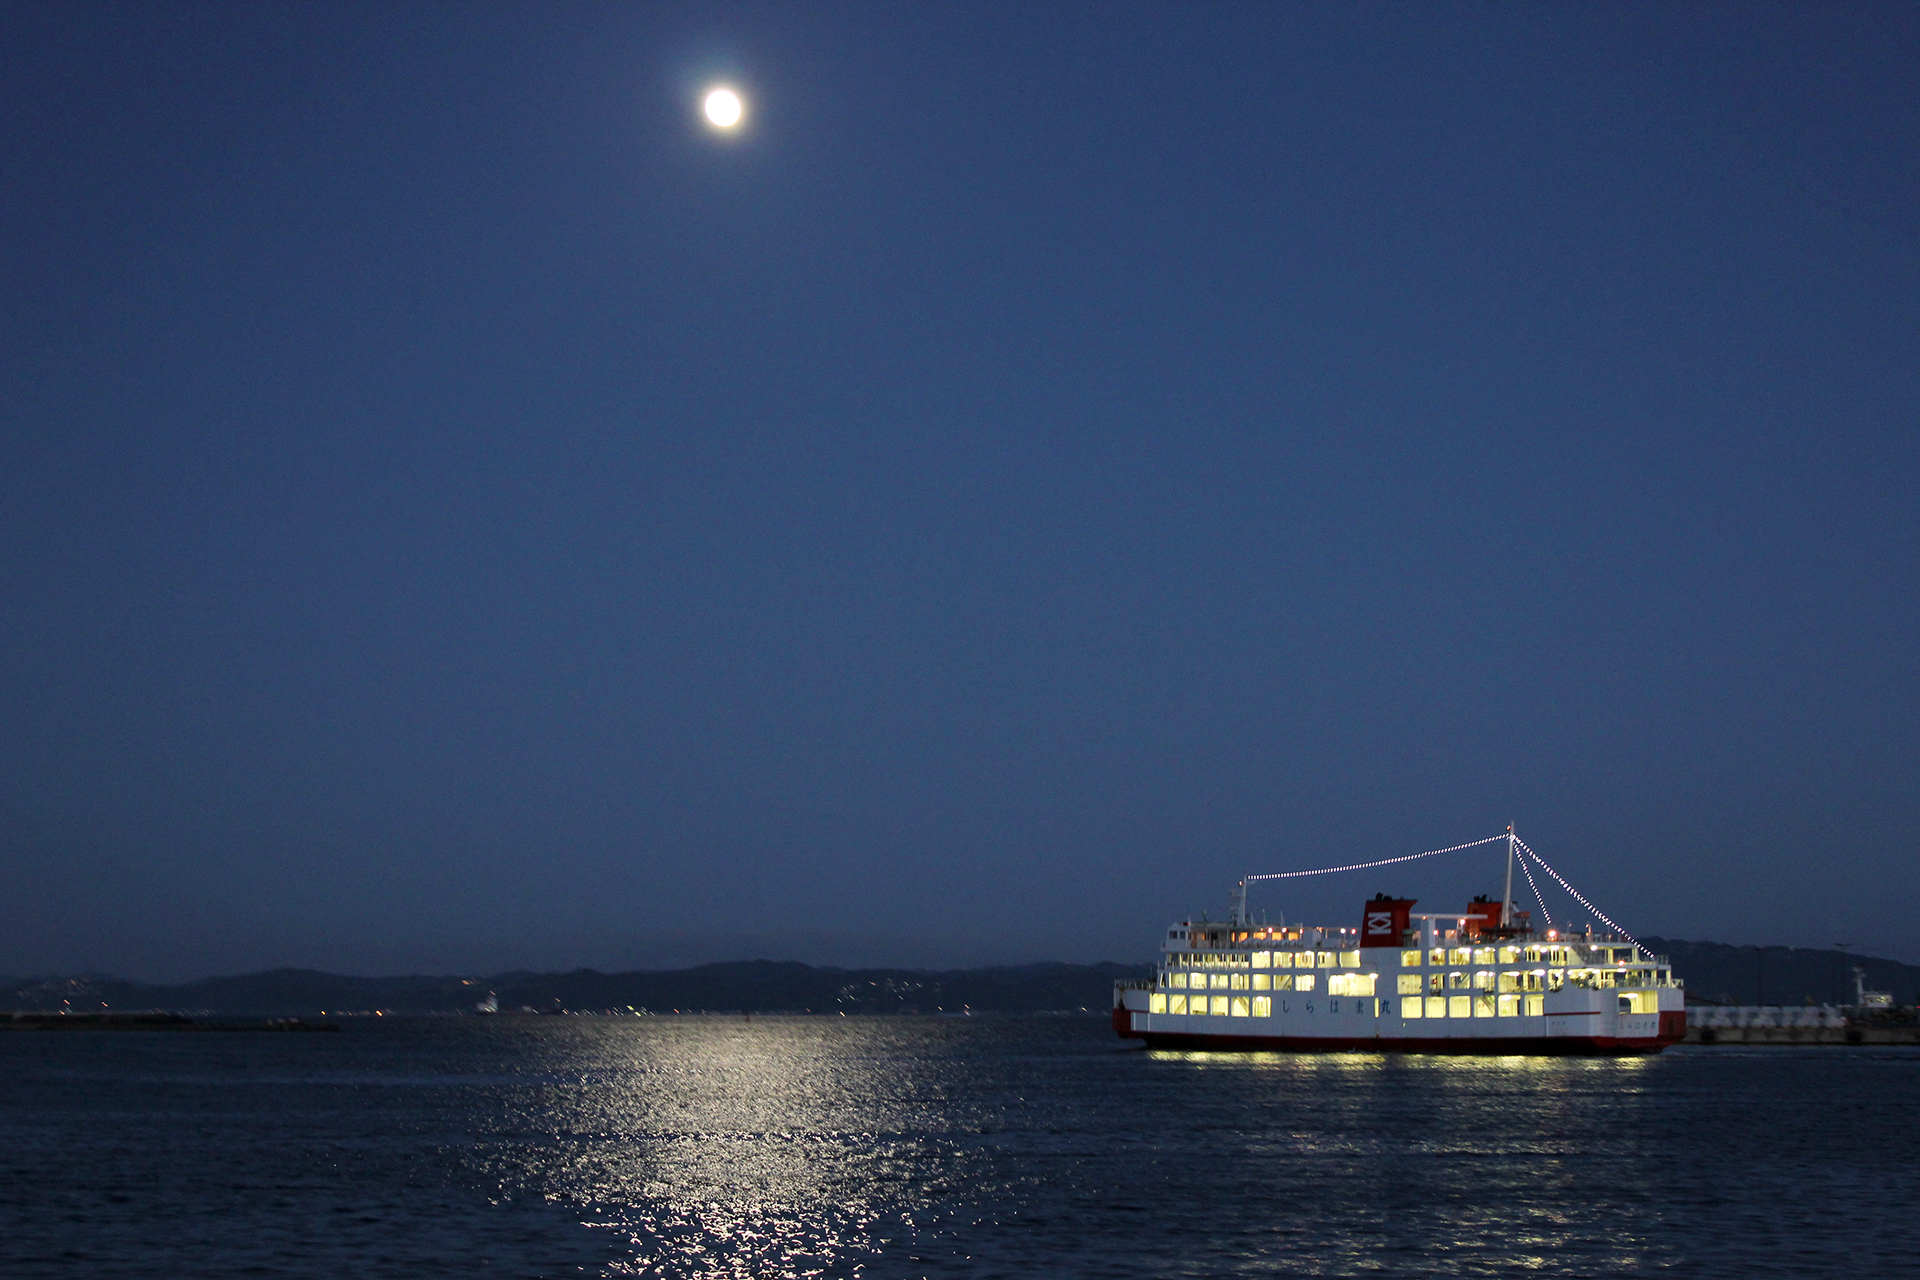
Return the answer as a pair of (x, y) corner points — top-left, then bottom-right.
(703, 87), (743, 129)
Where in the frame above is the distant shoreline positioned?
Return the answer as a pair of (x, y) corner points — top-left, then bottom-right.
(5, 940), (1916, 1018)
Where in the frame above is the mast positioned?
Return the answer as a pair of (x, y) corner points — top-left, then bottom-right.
(1501, 824), (1516, 928)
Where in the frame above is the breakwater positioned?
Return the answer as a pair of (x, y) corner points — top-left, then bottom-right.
(1, 1012), (337, 1031)
(1686, 1023), (1918, 1045)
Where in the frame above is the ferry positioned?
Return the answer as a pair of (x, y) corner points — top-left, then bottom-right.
(1112, 829), (1686, 1054)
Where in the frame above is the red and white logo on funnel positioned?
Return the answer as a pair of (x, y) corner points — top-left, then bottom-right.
(1359, 897), (1416, 944)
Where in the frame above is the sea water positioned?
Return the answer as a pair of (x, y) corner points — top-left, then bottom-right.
(1, 1016), (1913, 1278)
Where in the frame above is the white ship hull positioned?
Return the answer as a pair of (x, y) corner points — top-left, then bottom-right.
(1114, 878), (1686, 1056)
(1114, 957), (1683, 1054)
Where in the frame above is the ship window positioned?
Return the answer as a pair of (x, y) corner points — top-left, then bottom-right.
(1448, 948), (1470, 966)
(1329, 974), (1377, 997)
(1231, 996), (1251, 1017)
(1174, 972), (1190, 988)
(1472, 971), (1494, 990)
(1497, 971), (1520, 993)
(1401, 950), (1422, 968)
(1294, 975), (1316, 992)
(1339, 950), (1361, 968)
(1498, 946), (1521, 964)
(1472, 948), (1495, 965)
(1252, 996), (1272, 1017)
(1425, 996), (1448, 1018)
(1230, 973), (1250, 990)
(1449, 995), (1473, 1018)
(1428, 973), (1443, 993)
(1149, 993), (1167, 1013)
(1525, 946), (1545, 963)
(1497, 994), (1520, 1017)
(1252, 951), (1271, 968)
(1397, 975), (1423, 995)
(1273, 952), (1293, 968)
(1210, 973), (1228, 990)
(1210, 995), (1230, 1015)
(1474, 995), (1495, 1017)
(1402, 997), (1423, 1019)
(1316, 951), (1335, 968)
(1272, 974), (1294, 991)
(1428, 949), (1447, 967)
(1448, 971), (1470, 990)
(1252, 974), (1271, 991)
(1168, 994), (1187, 1014)
(1547, 970), (1565, 991)
(1525, 994), (1545, 1016)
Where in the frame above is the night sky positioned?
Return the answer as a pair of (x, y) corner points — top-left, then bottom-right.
(3, 4), (1915, 980)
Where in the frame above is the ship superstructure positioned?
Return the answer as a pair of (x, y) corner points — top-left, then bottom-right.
(1113, 829), (1685, 1053)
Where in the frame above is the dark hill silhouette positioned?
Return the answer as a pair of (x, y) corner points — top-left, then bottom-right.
(8, 942), (1913, 1017)
(1638, 938), (1918, 1007)
(4, 960), (1153, 1016)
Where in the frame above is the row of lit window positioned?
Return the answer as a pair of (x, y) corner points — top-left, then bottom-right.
(1397, 946), (1588, 968)
(1395, 971), (1557, 995)
(1201, 930), (1359, 945)
(1153, 994), (1271, 1016)
(1154, 994), (1370, 1017)
(1403, 995), (1546, 1018)
(1145, 992), (1658, 1019)
(1145, 992), (1546, 1018)
(1170, 950), (1363, 970)
(1164, 972), (1379, 995)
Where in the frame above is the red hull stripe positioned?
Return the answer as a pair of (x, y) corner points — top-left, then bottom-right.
(1138, 1032), (1677, 1056)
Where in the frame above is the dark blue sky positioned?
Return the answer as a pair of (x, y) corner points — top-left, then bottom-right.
(3, 3), (1915, 980)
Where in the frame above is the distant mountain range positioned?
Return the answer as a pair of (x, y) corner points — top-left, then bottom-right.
(1637, 938), (1918, 1007)
(5, 940), (1913, 1016)
(2, 960), (1152, 1016)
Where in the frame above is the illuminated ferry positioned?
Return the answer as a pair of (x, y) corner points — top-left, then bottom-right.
(1112, 829), (1686, 1054)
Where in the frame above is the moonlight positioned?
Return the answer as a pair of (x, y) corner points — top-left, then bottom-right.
(703, 87), (743, 129)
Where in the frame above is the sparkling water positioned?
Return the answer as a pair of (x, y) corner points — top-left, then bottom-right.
(2, 1016), (1912, 1277)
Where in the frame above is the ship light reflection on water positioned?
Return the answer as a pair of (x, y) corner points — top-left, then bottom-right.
(453, 1015), (1679, 1278)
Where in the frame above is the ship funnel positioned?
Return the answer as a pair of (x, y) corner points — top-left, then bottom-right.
(1360, 895), (1417, 946)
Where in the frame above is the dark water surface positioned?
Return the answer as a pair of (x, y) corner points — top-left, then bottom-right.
(1, 1016), (1912, 1277)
